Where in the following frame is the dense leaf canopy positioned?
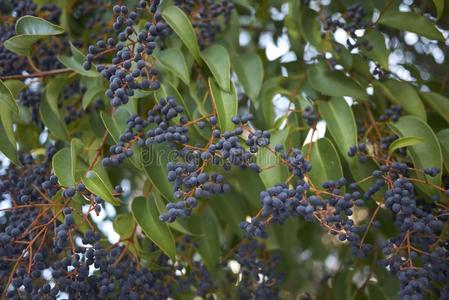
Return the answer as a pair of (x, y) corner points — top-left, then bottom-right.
(1, 0), (449, 299)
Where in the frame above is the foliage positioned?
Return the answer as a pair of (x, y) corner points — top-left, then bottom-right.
(0, 0), (449, 299)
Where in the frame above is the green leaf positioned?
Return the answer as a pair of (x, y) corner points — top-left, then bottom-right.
(201, 45), (231, 92)
(189, 208), (220, 270)
(254, 77), (283, 128)
(318, 98), (378, 191)
(3, 80), (26, 99)
(379, 12), (444, 41)
(299, 7), (322, 50)
(437, 129), (449, 172)
(433, 0), (444, 19)
(45, 76), (69, 115)
(388, 136), (424, 154)
(113, 213), (135, 239)
(82, 170), (121, 205)
(389, 116), (442, 195)
(308, 63), (367, 101)
(318, 98), (356, 159)
(368, 284), (388, 300)
(82, 82), (105, 110)
(420, 91), (449, 124)
(4, 16), (65, 56)
(0, 80), (19, 113)
(70, 138), (84, 182)
(302, 138), (343, 186)
(208, 78), (237, 132)
(153, 192), (200, 236)
(233, 53), (263, 101)
(100, 111), (121, 142)
(257, 128), (289, 189)
(142, 145), (175, 202)
(0, 110), (20, 166)
(374, 79), (426, 121)
(100, 108), (142, 170)
(156, 48), (190, 85)
(40, 93), (69, 140)
(131, 195), (176, 260)
(362, 30), (388, 69)
(52, 148), (75, 187)
(58, 44), (99, 77)
(332, 270), (352, 300)
(0, 88), (17, 147)
(162, 6), (201, 63)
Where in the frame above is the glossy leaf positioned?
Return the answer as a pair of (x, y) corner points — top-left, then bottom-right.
(4, 16), (65, 55)
(208, 78), (237, 132)
(388, 136), (424, 154)
(189, 208), (220, 270)
(318, 98), (378, 191)
(162, 6), (201, 63)
(153, 192), (199, 236)
(375, 79), (426, 120)
(0, 110), (20, 166)
(100, 108), (142, 170)
(40, 94), (69, 141)
(113, 213), (135, 239)
(58, 44), (99, 77)
(82, 84), (105, 110)
(434, 0), (444, 19)
(302, 138), (343, 186)
(379, 12), (444, 41)
(0, 84), (17, 147)
(70, 138), (84, 182)
(308, 63), (367, 101)
(389, 116), (442, 194)
(201, 45), (231, 92)
(420, 91), (449, 124)
(45, 76), (69, 115)
(142, 145), (175, 202)
(257, 128), (289, 189)
(3, 80), (26, 99)
(368, 284), (388, 300)
(437, 129), (449, 172)
(131, 195), (176, 260)
(318, 98), (357, 159)
(233, 53), (263, 101)
(156, 48), (190, 85)
(363, 30), (388, 69)
(332, 271), (352, 300)
(0, 80), (19, 113)
(52, 148), (75, 187)
(82, 170), (121, 205)
(299, 7), (322, 50)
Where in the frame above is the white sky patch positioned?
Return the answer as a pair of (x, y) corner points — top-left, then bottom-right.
(343, 96), (354, 106)
(303, 43), (319, 62)
(39, 130), (48, 144)
(239, 31), (251, 46)
(432, 47), (445, 64)
(281, 51), (297, 63)
(333, 28), (348, 45)
(100, 220), (120, 243)
(303, 120), (327, 146)
(228, 260), (241, 274)
(261, 33), (290, 61)
(104, 202), (116, 218)
(273, 93), (291, 118)
(324, 254), (340, 273)
(120, 178), (132, 195)
(404, 32), (419, 45)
